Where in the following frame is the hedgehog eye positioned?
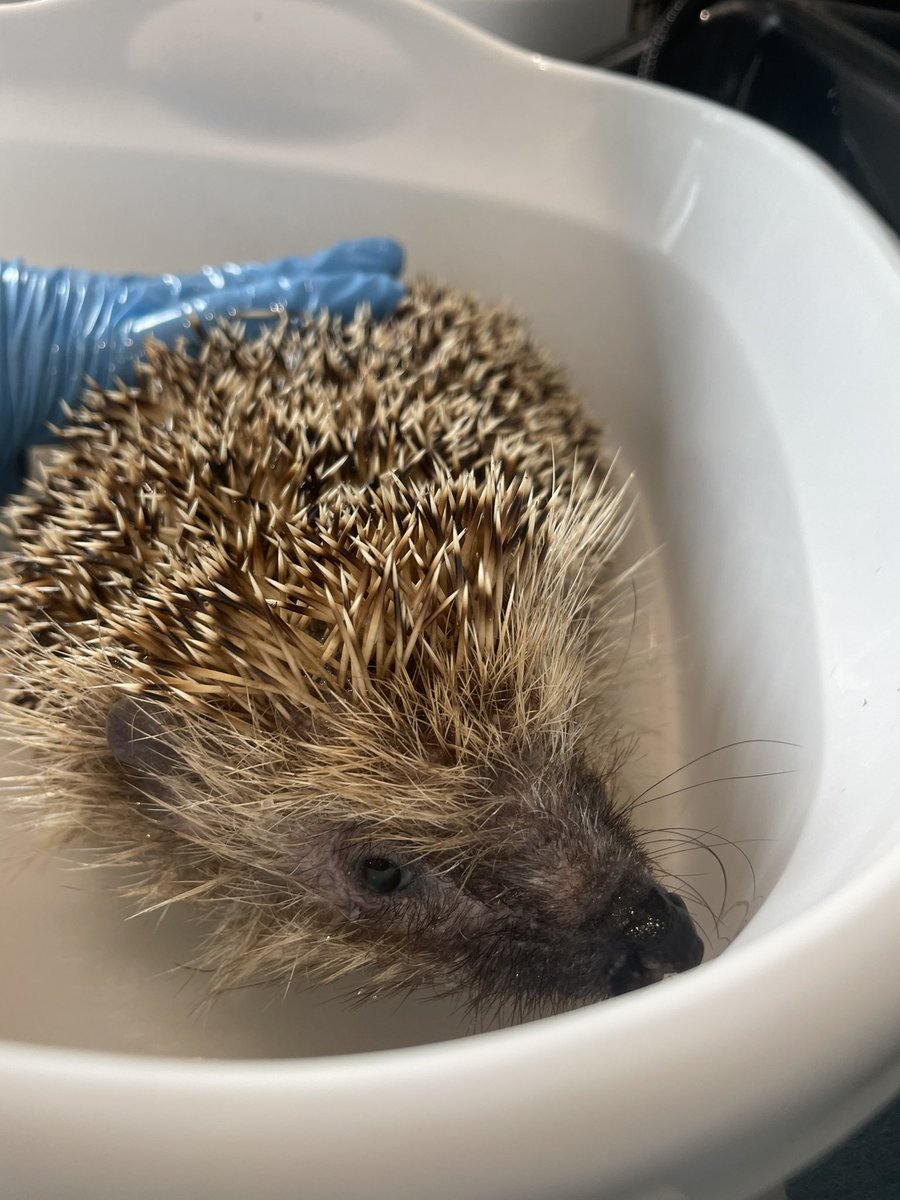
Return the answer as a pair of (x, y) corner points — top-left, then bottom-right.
(361, 857), (411, 895)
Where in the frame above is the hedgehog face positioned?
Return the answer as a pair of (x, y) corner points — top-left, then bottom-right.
(106, 696), (702, 1010)
(307, 761), (705, 1008)
(442, 767), (705, 1005)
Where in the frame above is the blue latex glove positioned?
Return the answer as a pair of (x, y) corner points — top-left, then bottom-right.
(0, 237), (405, 497)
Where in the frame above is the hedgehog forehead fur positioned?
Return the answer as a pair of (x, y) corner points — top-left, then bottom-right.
(0, 280), (701, 1012)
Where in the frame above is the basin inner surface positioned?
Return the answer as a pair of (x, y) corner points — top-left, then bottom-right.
(0, 156), (821, 1058)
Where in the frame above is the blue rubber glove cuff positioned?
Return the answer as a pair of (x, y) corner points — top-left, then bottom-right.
(0, 237), (405, 497)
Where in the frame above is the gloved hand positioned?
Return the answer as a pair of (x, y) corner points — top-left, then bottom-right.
(0, 236), (405, 497)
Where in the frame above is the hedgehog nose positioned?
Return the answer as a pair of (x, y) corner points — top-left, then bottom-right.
(608, 884), (704, 997)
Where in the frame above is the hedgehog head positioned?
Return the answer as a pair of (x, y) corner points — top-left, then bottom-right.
(88, 464), (700, 1010)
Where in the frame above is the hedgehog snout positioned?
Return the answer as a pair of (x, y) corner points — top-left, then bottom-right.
(603, 884), (704, 996)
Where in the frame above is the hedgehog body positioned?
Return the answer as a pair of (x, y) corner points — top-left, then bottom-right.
(0, 281), (702, 1010)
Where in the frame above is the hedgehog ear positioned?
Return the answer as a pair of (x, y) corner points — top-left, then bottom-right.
(106, 696), (198, 829)
(107, 696), (189, 775)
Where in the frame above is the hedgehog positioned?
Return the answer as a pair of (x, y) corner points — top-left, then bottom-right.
(0, 280), (703, 1015)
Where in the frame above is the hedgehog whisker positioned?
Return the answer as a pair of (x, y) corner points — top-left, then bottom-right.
(657, 824), (761, 905)
(625, 740), (800, 812)
(627, 766), (798, 813)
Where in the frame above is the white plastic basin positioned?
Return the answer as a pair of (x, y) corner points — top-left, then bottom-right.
(1, 2), (900, 1199)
